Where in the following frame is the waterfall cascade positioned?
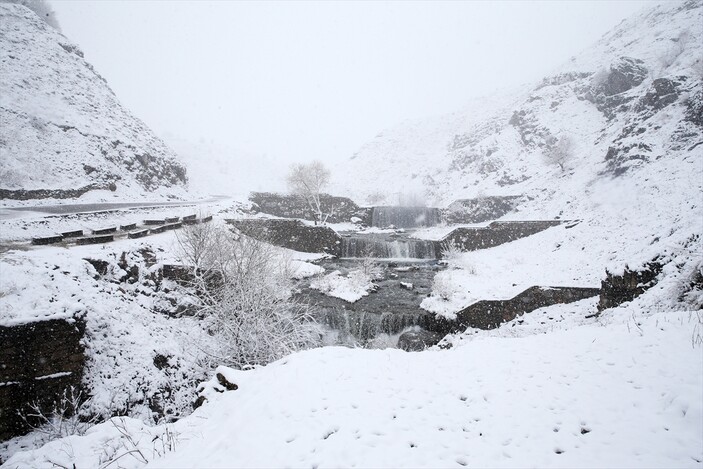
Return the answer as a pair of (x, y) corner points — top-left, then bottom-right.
(371, 206), (441, 229)
(318, 309), (423, 342)
(341, 236), (437, 259)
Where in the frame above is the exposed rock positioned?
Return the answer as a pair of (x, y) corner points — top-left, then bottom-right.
(597, 57), (648, 97)
(603, 142), (652, 176)
(508, 109), (553, 148)
(585, 57), (649, 119)
(635, 78), (681, 114)
(684, 89), (703, 128)
(443, 196), (522, 224)
(216, 373), (239, 391)
(397, 329), (442, 352)
(84, 258), (109, 276)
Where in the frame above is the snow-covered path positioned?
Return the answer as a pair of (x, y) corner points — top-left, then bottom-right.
(150, 310), (702, 469)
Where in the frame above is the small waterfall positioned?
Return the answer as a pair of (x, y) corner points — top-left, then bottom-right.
(371, 206), (441, 229)
(342, 237), (437, 259)
(317, 309), (423, 342)
(319, 310), (381, 341)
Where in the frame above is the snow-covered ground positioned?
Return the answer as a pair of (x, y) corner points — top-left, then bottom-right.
(0, 207), (327, 462)
(4, 293), (701, 468)
(2, 1), (702, 467)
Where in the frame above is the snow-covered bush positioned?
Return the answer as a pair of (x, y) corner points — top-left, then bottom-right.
(360, 250), (384, 280)
(440, 239), (463, 264)
(431, 274), (455, 302)
(440, 240), (476, 275)
(176, 223), (320, 370)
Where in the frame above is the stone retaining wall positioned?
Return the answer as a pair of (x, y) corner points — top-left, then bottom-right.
(0, 317), (86, 440)
(227, 219), (342, 256)
(0, 185), (107, 200)
(440, 220), (567, 251)
(598, 260), (662, 311)
(249, 192), (371, 225)
(420, 286), (600, 334)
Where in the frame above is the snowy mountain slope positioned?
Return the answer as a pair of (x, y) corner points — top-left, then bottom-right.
(0, 3), (188, 200)
(335, 1), (702, 206)
(334, 0), (702, 290)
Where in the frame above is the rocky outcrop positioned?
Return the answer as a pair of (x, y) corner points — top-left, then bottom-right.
(595, 57), (648, 97)
(598, 261), (662, 311)
(442, 196), (522, 224)
(636, 77), (681, 113)
(249, 192), (370, 225)
(0, 317), (86, 440)
(397, 329), (442, 352)
(227, 219), (343, 256)
(421, 286), (600, 334)
(585, 57), (649, 120)
(684, 89), (703, 128)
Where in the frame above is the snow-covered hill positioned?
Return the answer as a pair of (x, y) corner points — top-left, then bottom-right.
(0, 3), (188, 201)
(336, 1), (701, 206)
(334, 0), (702, 272)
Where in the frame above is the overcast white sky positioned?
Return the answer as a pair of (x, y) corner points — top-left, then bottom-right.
(52, 0), (656, 165)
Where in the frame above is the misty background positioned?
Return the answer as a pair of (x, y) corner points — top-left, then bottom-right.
(51, 1), (656, 181)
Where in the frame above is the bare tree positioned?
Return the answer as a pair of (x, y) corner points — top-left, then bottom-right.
(543, 135), (574, 172)
(175, 223), (320, 369)
(286, 160), (331, 224)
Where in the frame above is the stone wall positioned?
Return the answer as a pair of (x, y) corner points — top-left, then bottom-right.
(0, 184), (108, 200)
(598, 261), (662, 311)
(420, 286), (600, 334)
(442, 196), (523, 224)
(249, 192), (371, 225)
(227, 219), (342, 256)
(0, 317), (86, 440)
(441, 220), (566, 251)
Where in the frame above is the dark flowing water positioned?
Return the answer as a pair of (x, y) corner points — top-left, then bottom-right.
(295, 258), (444, 346)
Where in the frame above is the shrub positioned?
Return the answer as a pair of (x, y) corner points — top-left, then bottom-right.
(176, 223), (320, 369)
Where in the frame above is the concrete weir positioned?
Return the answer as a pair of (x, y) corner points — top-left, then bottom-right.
(370, 206), (441, 229)
(341, 235), (437, 259)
